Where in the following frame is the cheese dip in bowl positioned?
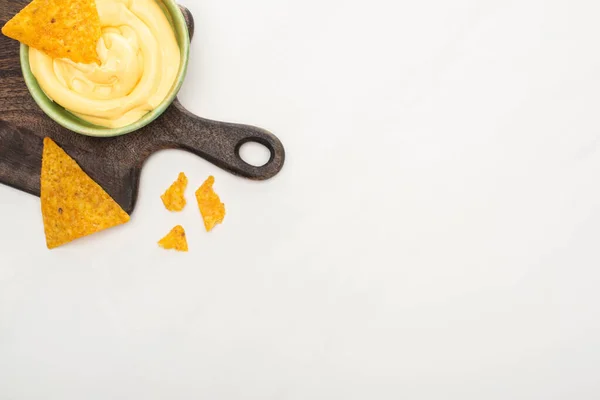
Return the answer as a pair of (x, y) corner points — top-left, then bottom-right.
(20, 0), (189, 137)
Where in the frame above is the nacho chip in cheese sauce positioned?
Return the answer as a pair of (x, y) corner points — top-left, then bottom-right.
(29, 0), (181, 129)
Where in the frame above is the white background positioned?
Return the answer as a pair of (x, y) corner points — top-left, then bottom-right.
(1, 0), (600, 398)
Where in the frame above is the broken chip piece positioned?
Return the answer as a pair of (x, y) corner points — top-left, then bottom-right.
(161, 172), (188, 212)
(1, 0), (101, 64)
(195, 176), (226, 232)
(158, 225), (188, 252)
(40, 137), (130, 249)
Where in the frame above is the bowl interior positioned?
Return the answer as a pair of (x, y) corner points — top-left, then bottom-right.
(20, 0), (190, 138)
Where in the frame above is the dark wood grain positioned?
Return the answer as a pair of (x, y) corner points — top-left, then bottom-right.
(0, 1), (285, 214)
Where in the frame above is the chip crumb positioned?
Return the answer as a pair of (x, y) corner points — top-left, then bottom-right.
(1, 0), (101, 64)
(40, 137), (130, 249)
(195, 176), (226, 232)
(160, 172), (188, 212)
(158, 225), (188, 252)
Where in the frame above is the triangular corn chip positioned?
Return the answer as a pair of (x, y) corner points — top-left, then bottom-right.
(161, 172), (188, 212)
(40, 137), (130, 249)
(195, 176), (225, 232)
(158, 225), (188, 252)
(1, 0), (101, 64)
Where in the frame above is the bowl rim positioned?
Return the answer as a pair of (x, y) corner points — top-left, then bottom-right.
(19, 0), (190, 138)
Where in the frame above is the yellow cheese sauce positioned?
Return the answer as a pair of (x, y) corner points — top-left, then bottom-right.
(29, 0), (181, 128)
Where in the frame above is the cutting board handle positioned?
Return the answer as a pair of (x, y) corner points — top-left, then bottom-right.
(152, 99), (285, 180)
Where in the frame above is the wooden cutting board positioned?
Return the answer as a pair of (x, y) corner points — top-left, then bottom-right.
(0, 1), (285, 214)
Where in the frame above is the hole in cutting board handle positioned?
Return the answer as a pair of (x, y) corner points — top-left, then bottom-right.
(235, 137), (275, 168)
(237, 140), (272, 167)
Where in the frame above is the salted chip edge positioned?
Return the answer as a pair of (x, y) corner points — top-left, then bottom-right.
(160, 172), (188, 212)
(1, 0), (101, 64)
(158, 225), (188, 252)
(41, 137), (130, 249)
(195, 175), (226, 232)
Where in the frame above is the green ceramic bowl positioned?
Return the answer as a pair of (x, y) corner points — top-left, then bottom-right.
(19, 0), (190, 137)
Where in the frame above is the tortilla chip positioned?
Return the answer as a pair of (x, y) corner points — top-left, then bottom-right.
(161, 172), (188, 212)
(195, 176), (226, 232)
(1, 0), (101, 64)
(158, 225), (188, 252)
(40, 137), (130, 249)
